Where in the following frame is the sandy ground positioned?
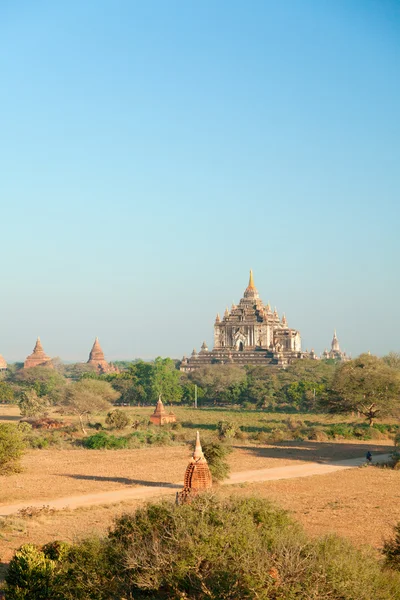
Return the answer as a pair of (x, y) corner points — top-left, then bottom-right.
(0, 440), (392, 506)
(0, 452), (390, 516)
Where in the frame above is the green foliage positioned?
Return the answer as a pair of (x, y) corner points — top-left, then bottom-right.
(0, 380), (16, 403)
(13, 367), (66, 400)
(18, 389), (50, 418)
(201, 441), (232, 481)
(152, 357), (183, 403)
(321, 354), (400, 425)
(189, 365), (247, 404)
(5, 543), (59, 600)
(58, 379), (120, 433)
(105, 409), (130, 430)
(217, 419), (237, 439)
(6, 495), (400, 599)
(82, 432), (129, 449)
(383, 523), (400, 570)
(0, 423), (26, 474)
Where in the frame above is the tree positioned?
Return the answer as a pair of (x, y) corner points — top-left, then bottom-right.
(189, 365), (247, 404)
(0, 423), (26, 474)
(59, 380), (120, 434)
(105, 409), (130, 430)
(0, 381), (16, 403)
(152, 357), (182, 403)
(321, 354), (400, 426)
(13, 367), (66, 401)
(18, 389), (50, 418)
(383, 352), (400, 371)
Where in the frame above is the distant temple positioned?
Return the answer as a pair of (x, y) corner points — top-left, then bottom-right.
(181, 271), (312, 371)
(87, 337), (119, 374)
(24, 337), (53, 369)
(176, 431), (212, 504)
(0, 355), (7, 371)
(149, 395), (177, 426)
(322, 330), (349, 361)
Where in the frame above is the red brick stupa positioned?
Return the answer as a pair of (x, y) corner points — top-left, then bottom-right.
(177, 432), (212, 503)
(149, 395), (177, 426)
(87, 337), (118, 374)
(24, 337), (53, 369)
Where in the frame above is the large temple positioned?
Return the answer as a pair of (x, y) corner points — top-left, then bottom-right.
(181, 271), (312, 372)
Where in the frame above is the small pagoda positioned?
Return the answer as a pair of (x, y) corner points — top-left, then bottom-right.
(176, 431), (212, 504)
(0, 355), (7, 371)
(24, 338), (53, 369)
(149, 395), (177, 426)
(87, 337), (119, 374)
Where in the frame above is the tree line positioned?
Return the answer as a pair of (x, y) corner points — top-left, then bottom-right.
(1, 353), (400, 425)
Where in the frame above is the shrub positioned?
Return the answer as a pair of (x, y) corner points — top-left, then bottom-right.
(105, 409), (130, 430)
(201, 441), (232, 482)
(82, 432), (129, 450)
(18, 390), (50, 418)
(6, 495), (400, 600)
(217, 420), (237, 439)
(383, 523), (400, 570)
(5, 543), (58, 600)
(0, 423), (26, 474)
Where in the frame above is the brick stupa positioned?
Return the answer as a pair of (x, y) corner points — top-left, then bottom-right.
(149, 395), (177, 426)
(87, 337), (118, 374)
(177, 432), (212, 504)
(0, 355), (7, 370)
(24, 337), (53, 369)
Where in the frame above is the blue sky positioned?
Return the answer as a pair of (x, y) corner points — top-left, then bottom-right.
(1, 1), (399, 361)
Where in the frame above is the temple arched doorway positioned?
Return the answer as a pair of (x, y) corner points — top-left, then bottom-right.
(238, 342), (244, 352)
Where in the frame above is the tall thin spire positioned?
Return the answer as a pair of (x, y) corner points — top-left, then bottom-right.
(193, 431), (205, 461)
(248, 269), (255, 289)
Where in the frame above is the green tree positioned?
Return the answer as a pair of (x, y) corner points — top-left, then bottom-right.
(105, 409), (130, 430)
(189, 365), (247, 404)
(321, 354), (400, 425)
(0, 423), (26, 474)
(59, 380), (120, 434)
(18, 389), (50, 418)
(0, 381), (16, 403)
(13, 367), (66, 401)
(152, 357), (182, 403)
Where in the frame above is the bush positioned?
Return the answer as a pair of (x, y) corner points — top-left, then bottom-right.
(105, 409), (130, 430)
(383, 523), (400, 570)
(82, 432), (129, 449)
(217, 420), (237, 439)
(0, 423), (26, 474)
(6, 495), (400, 599)
(4, 543), (58, 600)
(201, 441), (232, 482)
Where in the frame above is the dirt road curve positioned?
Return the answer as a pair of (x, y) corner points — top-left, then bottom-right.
(0, 454), (390, 517)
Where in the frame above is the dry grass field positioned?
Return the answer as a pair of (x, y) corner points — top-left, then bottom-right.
(0, 403), (398, 571)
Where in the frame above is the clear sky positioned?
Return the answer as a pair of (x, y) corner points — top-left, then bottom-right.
(1, 1), (399, 362)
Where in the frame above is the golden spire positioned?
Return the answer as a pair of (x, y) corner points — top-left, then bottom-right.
(248, 269), (255, 289)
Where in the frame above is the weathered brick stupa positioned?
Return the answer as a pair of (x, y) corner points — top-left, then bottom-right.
(0, 354), (7, 370)
(177, 431), (212, 504)
(149, 395), (177, 426)
(24, 337), (53, 369)
(87, 337), (119, 374)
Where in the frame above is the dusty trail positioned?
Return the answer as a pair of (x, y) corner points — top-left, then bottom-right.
(0, 453), (389, 517)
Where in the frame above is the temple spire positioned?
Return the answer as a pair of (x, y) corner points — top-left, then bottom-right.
(193, 431), (205, 460)
(244, 269), (259, 299)
(248, 269), (255, 289)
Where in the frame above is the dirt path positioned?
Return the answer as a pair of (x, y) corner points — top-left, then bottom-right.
(0, 453), (389, 517)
